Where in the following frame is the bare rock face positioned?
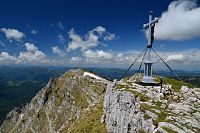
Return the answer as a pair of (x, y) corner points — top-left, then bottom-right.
(103, 75), (200, 133)
(104, 83), (153, 133)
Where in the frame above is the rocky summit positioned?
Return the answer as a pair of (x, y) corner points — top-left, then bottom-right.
(1, 69), (200, 133)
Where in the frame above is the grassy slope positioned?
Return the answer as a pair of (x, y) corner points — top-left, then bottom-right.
(66, 97), (107, 133)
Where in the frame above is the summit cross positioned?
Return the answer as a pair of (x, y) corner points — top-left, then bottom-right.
(143, 11), (158, 48)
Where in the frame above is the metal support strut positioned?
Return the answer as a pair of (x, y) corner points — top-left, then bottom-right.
(151, 48), (182, 81)
(152, 48), (200, 100)
(123, 47), (147, 76)
(137, 48), (148, 73)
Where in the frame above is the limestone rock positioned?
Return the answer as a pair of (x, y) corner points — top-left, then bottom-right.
(103, 74), (200, 133)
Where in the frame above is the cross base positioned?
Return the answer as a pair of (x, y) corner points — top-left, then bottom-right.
(141, 76), (154, 83)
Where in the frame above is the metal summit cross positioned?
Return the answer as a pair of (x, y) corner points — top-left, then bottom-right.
(141, 12), (158, 83)
(143, 11), (158, 48)
(125, 11), (182, 85)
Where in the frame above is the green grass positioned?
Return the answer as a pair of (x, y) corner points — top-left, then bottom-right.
(151, 101), (164, 111)
(138, 129), (146, 133)
(153, 111), (168, 127)
(67, 98), (107, 133)
(163, 77), (193, 92)
(124, 89), (150, 102)
(123, 76), (131, 82)
(38, 108), (48, 131)
(144, 114), (151, 120)
(140, 102), (172, 128)
(116, 84), (128, 89)
(161, 126), (178, 133)
(193, 127), (200, 133)
(140, 103), (150, 112)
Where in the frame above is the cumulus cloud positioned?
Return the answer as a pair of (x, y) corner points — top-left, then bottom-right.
(70, 57), (82, 62)
(52, 46), (66, 57)
(104, 34), (116, 41)
(0, 52), (17, 64)
(115, 53), (128, 62)
(165, 54), (183, 62)
(83, 50), (113, 61)
(0, 43), (49, 64)
(184, 49), (200, 64)
(18, 43), (47, 63)
(69, 49), (199, 69)
(0, 28), (25, 41)
(150, 49), (200, 66)
(25, 43), (38, 51)
(155, 0), (200, 40)
(67, 26), (115, 52)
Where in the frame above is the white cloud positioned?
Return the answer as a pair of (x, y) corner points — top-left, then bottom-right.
(0, 43), (49, 64)
(0, 28), (25, 41)
(91, 26), (115, 40)
(165, 54), (183, 62)
(83, 50), (113, 61)
(25, 43), (38, 51)
(0, 52), (17, 64)
(93, 26), (106, 34)
(67, 28), (98, 52)
(18, 43), (47, 63)
(52, 46), (66, 57)
(115, 53), (125, 62)
(155, 0), (200, 40)
(30, 29), (37, 34)
(67, 26), (115, 52)
(104, 34), (116, 41)
(57, 34), (65, 44)
(70, 57), (82, 62)
(81, 49), (199, 68)
(150, 49), (200, 66)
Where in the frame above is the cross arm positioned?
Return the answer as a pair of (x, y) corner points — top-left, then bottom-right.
(143, 18), (158, 29)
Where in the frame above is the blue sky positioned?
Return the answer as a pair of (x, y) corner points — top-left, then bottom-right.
(0, 0), (200, 70)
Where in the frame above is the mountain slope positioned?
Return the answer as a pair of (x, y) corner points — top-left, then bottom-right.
(1, 69), (200, 133)
(0, 69), (109, 133)
(0, 66), (68, 125)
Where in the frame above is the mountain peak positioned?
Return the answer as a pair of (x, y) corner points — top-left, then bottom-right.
(0, 68), (109, 133)
(1, 69), (200, 133)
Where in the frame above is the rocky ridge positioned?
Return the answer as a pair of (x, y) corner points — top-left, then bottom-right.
(1, 69), (200, 133)
(103, 74), (200, 133)
(0, 69), (109, 133)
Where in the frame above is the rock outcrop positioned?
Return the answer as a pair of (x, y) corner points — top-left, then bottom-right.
(103, 74), (200, 133)
(103, 83), (153, 133)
